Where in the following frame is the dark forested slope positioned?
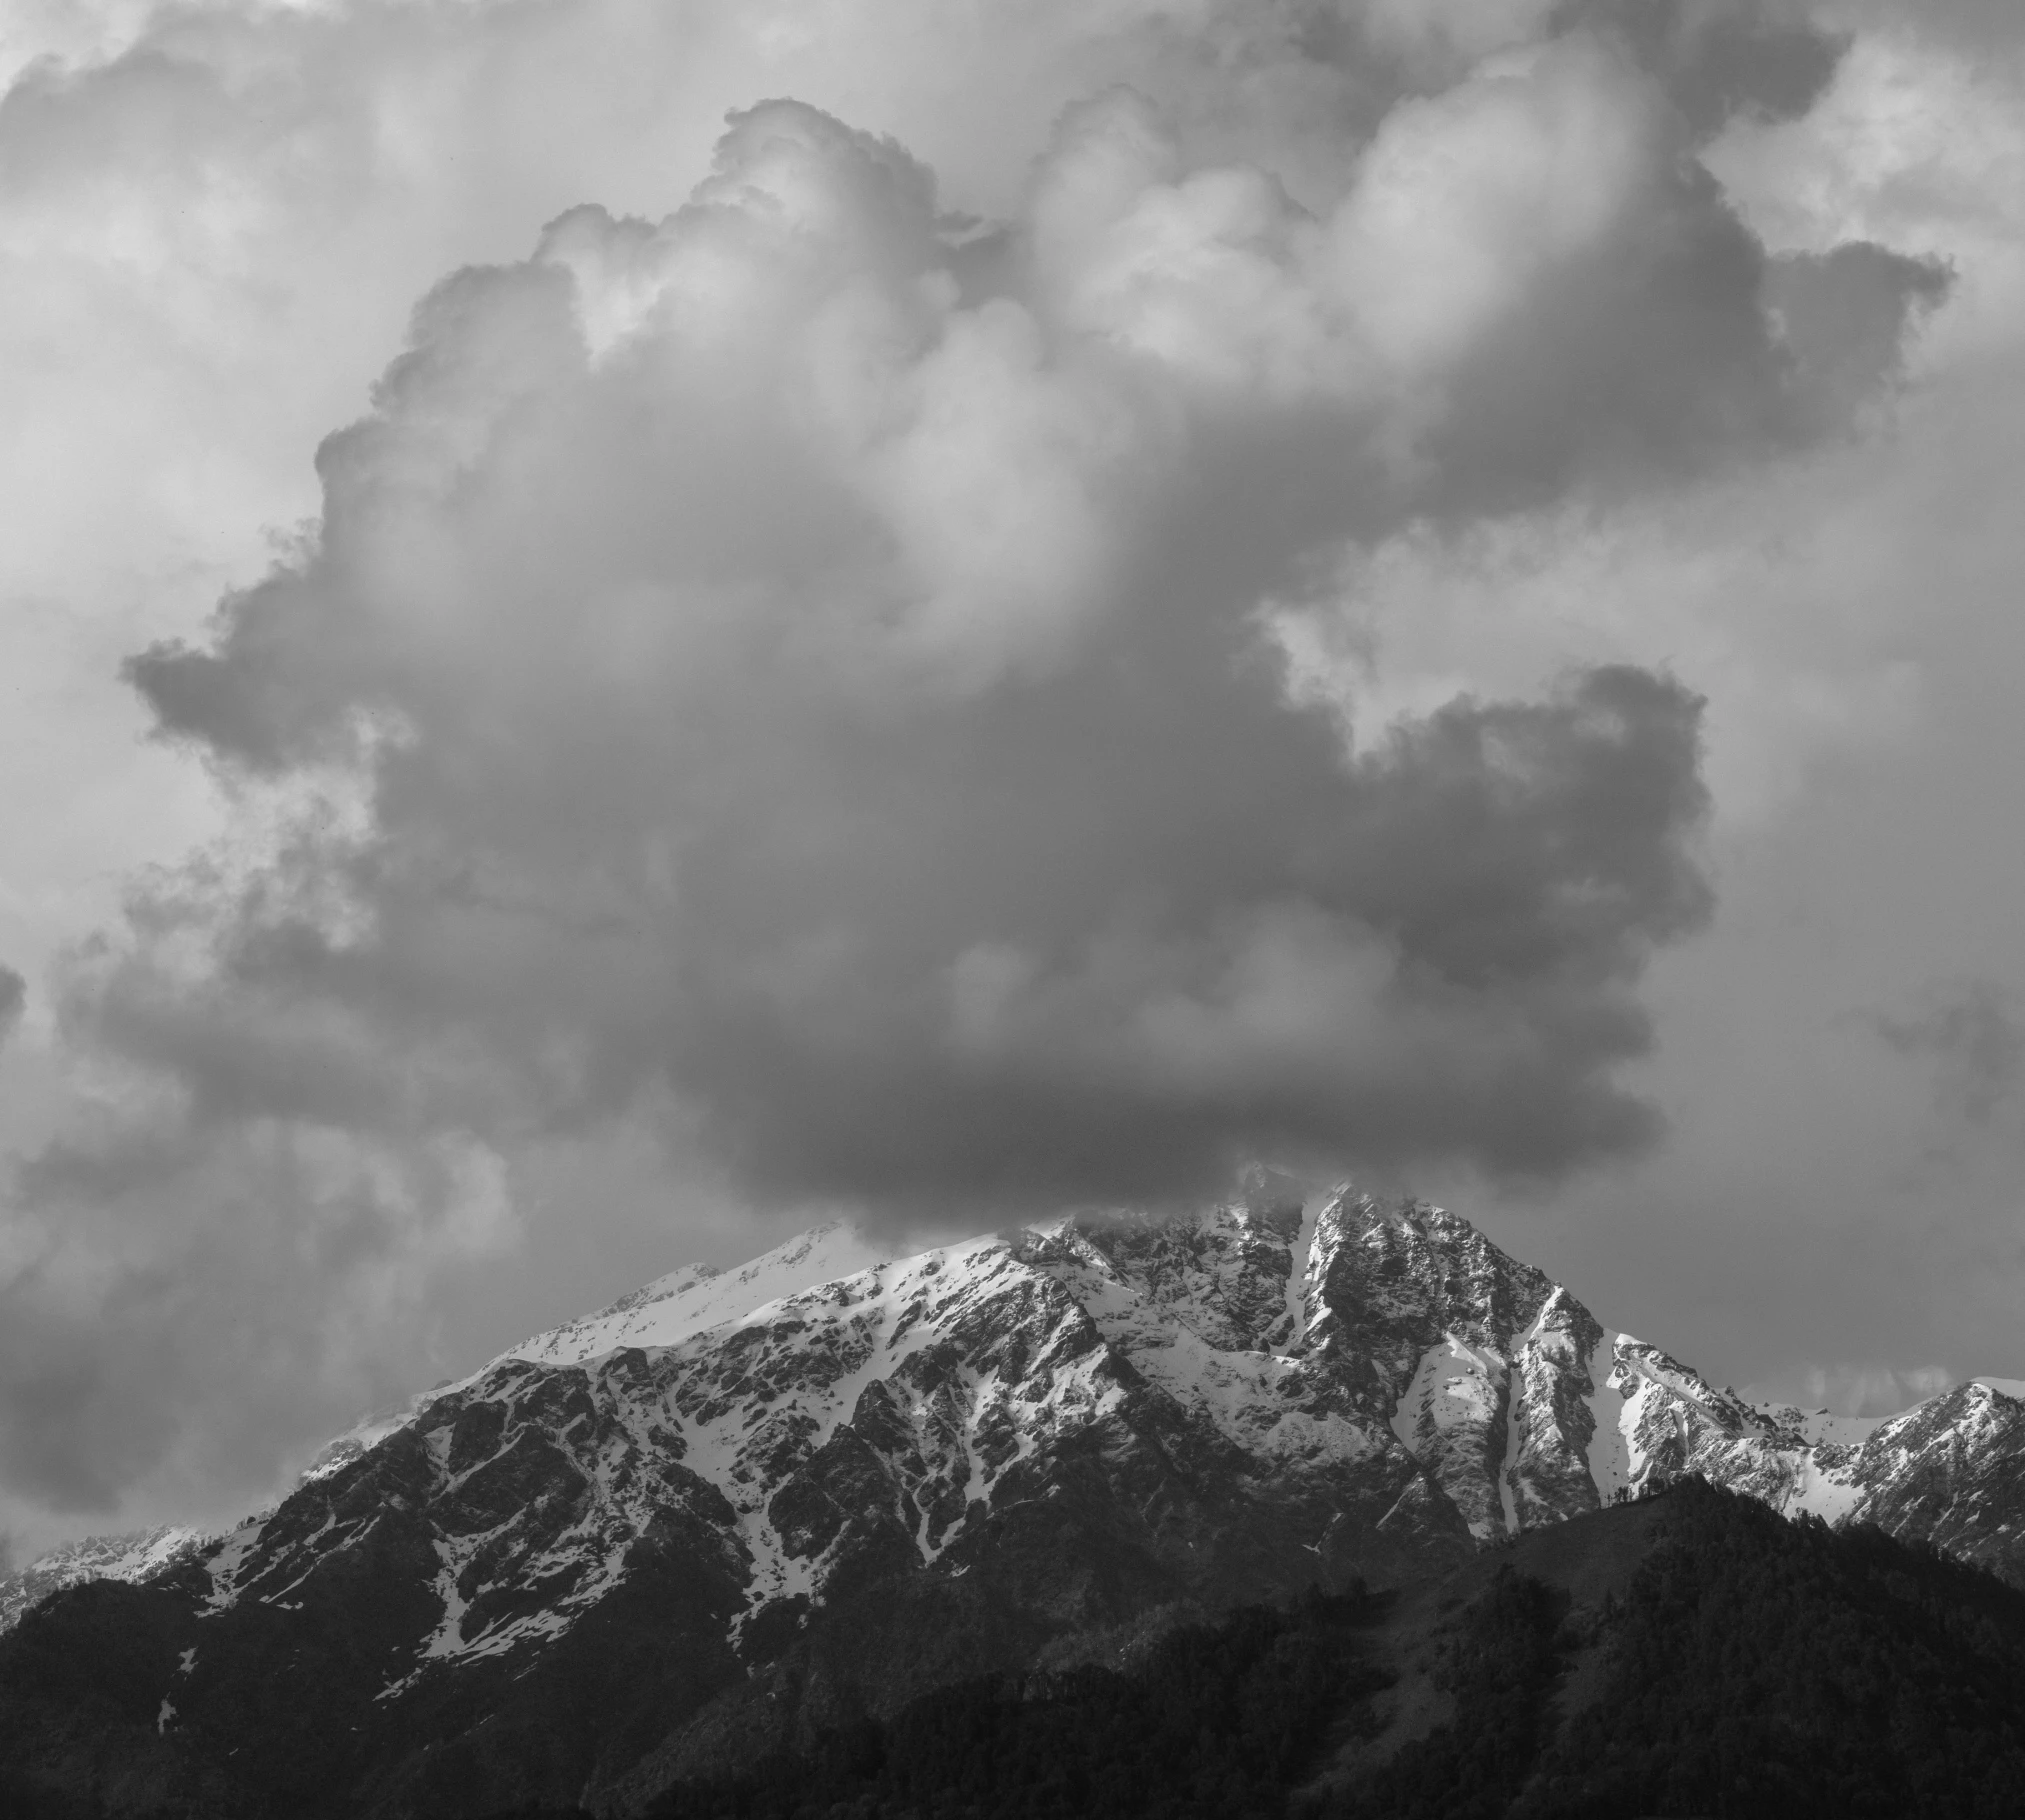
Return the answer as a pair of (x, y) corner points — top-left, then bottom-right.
(15, 1481), (2025, 1818)
(626, 1481), (2025, 1820)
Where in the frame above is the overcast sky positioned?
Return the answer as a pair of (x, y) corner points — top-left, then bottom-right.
(2, 0), (2023, 1558)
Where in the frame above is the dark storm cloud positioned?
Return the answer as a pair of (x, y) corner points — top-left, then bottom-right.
(1876, 981), (2025, 1128)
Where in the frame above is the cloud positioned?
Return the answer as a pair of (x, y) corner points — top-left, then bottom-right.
(0, 1111), (513, 1511)
(1767, 241), (1953, 425)
(1875, 980), (2025, 1127)
(1827, 0), (2025, 57)
(1798, 1361), (1955, 1418)
(1570, 0), (1848, 134)
(0, 968), (22, 1046)
(1368, 0), (1844, 121)
(0, 0), (1957, 1524)
(110, 27), (1935, 1208)
(111, 53), (1833, 1217)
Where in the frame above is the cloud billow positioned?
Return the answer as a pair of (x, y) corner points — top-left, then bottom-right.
(0, 0), (1957, 1516)
(116, 27), (1934, 1215)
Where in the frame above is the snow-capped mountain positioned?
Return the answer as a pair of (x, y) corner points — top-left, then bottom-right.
(0, 1525), (205, 1634)
(8, 1182), (2025, 1817)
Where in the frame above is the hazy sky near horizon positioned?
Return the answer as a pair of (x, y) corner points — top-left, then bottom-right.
(2, 0), (2024, 1556)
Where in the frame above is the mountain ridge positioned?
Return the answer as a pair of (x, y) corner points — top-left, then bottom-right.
(12, 1181), (2025, 1617)
(7, 1181), (2025, 1817)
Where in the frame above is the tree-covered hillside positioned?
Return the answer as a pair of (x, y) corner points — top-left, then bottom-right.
(628, 1481), (2025, 1820)
(17, 1480), (2025, 1818)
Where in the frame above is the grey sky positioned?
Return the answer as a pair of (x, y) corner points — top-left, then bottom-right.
(0, 0), (2021, 1553)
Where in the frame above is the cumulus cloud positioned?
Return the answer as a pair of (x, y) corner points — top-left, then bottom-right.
(0, 968), (22, 1046)
(0, 0), (1957, 1522)
(115, 59), (1797, 1213)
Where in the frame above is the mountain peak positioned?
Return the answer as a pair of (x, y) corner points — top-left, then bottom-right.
(495, 1215), (894, 1372)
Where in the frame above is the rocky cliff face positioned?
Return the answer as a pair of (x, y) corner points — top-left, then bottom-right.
(7, 1183), (2025, 1817)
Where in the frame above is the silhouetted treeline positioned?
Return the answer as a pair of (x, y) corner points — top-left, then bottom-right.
(1509, 1488), (2025, 1819)
(1324, 1482), (2025, 1820)
(612, 1484), (2025, 1820)
(637, 1588), (1385, 1820)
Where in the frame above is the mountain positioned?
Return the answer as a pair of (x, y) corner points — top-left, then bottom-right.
(1323, 1480), (2025, 1820)
(0, 1528), (206, 1637)
(5, 1181), (2025, 1818)
(637, 1479), (2025, 1820)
